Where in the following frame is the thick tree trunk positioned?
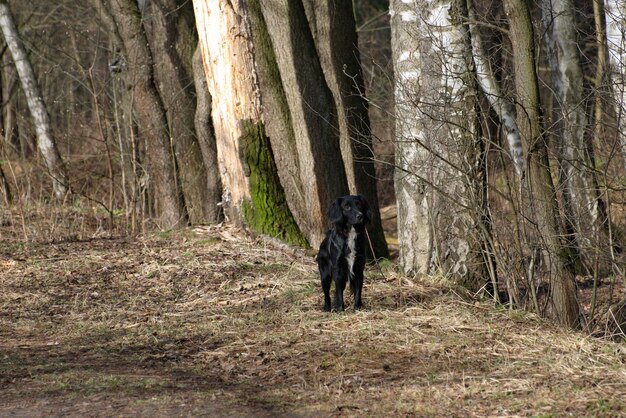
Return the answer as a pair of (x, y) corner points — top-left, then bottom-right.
(504, 0), (580, 328)
(193, 0), (307, 245)
(143, 0), (214, 225)
(259, 0), (350, 247)
(391, 0), (491, 289)
(107, 0), (187, 229)
(192, 0), (255, 224)
(192, 46), (223, 223)
(0, 0), (68, 198)
(391, 0), (431, 274)
(247, 0), (308, 233)
(302, 0), (388, 258)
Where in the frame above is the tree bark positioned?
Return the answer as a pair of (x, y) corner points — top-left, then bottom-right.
(192, 0), (256, 224)
(302, 0), (389, 258)
(193, 0), (307, 245)
(259, 0), (350, 247)
(391, 0), (491, 289)
(391, 0), (430, 274)
(605, 0), (626, 171)
(504, 0), (580, 328)
(541, 0), (611, 274)
(467, 0), (523, 177)
(107, 0), (187, 229)
(0, 0), (68, 198)
(246, 0), (308, 233)
(192, 45), (223, 223)
(143, 0), (214, 225)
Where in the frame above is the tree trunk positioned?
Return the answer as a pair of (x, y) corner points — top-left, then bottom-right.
(192, 46), (223, 223)
(504, 0), (580, 328)
(0, 0), (68, 199)
(106, 0), (187, 229)
(0, 158), (9, 204)
(143, 0), (214, 225)
(193, 0), (307, 245)
(391, 0), (491, 289)
(1, 59), (21, 157)
(467, 0), (524, 177)
(391, 0), (432, 274)
(302, 0), (389, 258)
(258, 0), (350, 247)
(192, 0), (255, 224)
(247, 0), (308, 234)
(541, 0), (611, 274)
(605, 0), (626, 171)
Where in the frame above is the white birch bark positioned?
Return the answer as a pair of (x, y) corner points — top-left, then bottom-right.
(542, 0), (608, 267)
(605, 0), (626, 170)
(0, 0), (68, 198)
(467, 0), (524, 177)
(391, 0), (431, 275)
(391, 0), (485, 285)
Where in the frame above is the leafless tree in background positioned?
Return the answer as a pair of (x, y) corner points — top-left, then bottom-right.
(0, 0), (68, 199)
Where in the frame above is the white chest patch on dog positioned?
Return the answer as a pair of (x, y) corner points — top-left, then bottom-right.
(346, 227), (357, 279)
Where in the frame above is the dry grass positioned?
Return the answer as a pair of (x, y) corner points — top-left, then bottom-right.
(1, 211), (626, 416)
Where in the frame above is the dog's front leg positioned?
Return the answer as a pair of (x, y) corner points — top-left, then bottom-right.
(352, 272), (364, 310)
(321, 269), (332, 312)
(334, 268), (347, 312)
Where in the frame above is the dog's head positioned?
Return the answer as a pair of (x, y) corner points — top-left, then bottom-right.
(327, 195), (371, 228)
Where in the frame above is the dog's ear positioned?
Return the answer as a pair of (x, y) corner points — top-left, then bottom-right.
(327, 197), (344, 225)
(358, 195), (372, 224)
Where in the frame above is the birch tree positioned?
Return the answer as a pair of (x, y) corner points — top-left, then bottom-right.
(466, 0), (523, 177)
(391, 0), (491, 290)
(605, 0), (626, 170)
(0, 0), (69, 199)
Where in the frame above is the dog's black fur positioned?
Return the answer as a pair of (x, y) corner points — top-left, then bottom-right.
(317, 195), (371, 312)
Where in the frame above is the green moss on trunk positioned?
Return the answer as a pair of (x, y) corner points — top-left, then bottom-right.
(239, 120), (308, 247)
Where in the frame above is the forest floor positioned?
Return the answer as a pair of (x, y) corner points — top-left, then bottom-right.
(2, 207), (626, 417)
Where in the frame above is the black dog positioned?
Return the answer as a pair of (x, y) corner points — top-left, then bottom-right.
(317, 195), (371, 312)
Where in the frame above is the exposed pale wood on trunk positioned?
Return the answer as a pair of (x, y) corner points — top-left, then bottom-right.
(192, 0), (257, 224)
(192, 46), (223, 223)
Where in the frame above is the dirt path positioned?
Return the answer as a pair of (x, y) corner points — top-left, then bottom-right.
(1, 226), (626, 416)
